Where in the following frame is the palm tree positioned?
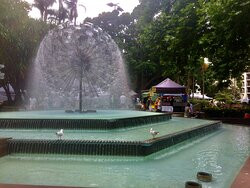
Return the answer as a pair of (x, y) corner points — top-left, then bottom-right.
(65, 0), (84, 25)
(46, 9), (58, 24)
(33, 0), (56, 22)
(64, 0), (78, 25)
(33, 0), (45, 20)
(43, 0), (57, 22)
(107, 2), (124, 12)
(58, 0), (68, 24)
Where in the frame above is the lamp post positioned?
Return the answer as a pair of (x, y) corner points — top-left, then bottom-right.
(192, 76), (195, 98)
(202, 58), (211, 100)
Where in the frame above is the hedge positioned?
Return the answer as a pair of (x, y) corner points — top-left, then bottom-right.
(204, 107), (250, 118)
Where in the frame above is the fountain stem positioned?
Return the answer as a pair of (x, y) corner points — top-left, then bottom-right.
(79, 64), (83, 112)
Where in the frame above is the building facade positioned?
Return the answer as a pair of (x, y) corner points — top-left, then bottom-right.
(242, 71), (250, 103)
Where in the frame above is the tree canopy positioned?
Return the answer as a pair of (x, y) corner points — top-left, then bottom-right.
(0, 0), (49, 104)
(86, 0), (250, 93)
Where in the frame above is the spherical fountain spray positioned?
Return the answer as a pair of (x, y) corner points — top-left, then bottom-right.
(29, 23), (130, 111)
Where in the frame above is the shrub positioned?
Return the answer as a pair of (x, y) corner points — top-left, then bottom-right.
(204, 107), (223, 117)
(189, 98), (212, 108)
(204, 107), (250, 118)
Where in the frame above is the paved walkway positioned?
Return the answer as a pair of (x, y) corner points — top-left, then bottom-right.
(231, 157), (250, 188)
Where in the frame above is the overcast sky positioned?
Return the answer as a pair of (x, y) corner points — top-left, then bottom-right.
(25, 0), (139, 21)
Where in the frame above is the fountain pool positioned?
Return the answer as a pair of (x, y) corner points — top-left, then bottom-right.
(0, 124), (249, 188)
(0, 22), (246, 188)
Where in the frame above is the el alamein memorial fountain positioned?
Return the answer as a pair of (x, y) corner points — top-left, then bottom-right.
(30, 23), (130, 112)
(0, 23), (220, 157)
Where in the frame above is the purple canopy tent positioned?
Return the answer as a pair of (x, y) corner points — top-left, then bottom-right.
(152, 78), (187, 112)
(152, 78), (186, 94)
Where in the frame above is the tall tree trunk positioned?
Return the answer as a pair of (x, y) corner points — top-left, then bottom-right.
(3, 85), (13, 105)
(39, 10), (44, 21)
(143, 75), (162, 90)
(140, 71), (144, 90)
(44, 9), (48, 22)
(58, 0), (63, 24)
(14, 88), (22, 106)
(186, 72), (192, 95)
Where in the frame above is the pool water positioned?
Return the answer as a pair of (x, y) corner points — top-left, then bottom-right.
(0, 118), (215, 141)
(0, 124), (249, 188)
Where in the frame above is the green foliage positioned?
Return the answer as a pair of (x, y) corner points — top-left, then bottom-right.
(85, 10), (158, 90)
(110, 0), (250, 92)
(136, 0), (204, 90)
(85, 11), (132, 46)
(189, 98), (211, 108)
(0, 0), (49, 104)
(197, 0), (250, 82)
(214, 90), (235, 104)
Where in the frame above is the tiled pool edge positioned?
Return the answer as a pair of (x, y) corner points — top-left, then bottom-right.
(7, 121), (221, 156)
(0, 113), (171, 129)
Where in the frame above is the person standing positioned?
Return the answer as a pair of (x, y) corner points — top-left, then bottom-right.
(29, 97), (37, 110)
(184, 103), (190, 117)
(147, 97), (153, 111)
(156, 97), (162, 112)
(189, 102), (193, 115)
(120, 93), (127, 109)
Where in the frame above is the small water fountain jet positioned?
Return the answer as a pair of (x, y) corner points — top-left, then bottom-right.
(29, 23), (130, 111)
